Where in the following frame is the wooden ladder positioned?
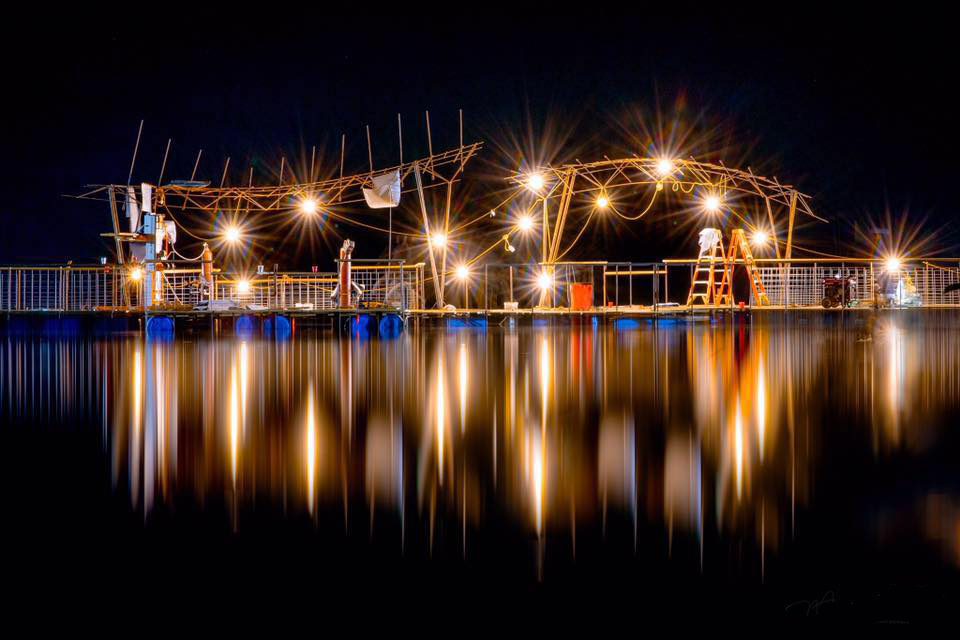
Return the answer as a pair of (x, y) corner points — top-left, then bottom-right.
(716, 228), (770, 306)
(686, 232), (727, 306)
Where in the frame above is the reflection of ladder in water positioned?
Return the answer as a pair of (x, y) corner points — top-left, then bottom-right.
(686, 232), (727, 306)
(716, 228), (770, 306)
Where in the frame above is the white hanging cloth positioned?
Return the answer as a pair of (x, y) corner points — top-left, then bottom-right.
(697, 228), (722, 258)
(362, 170), (401, 209)
(125, 186), (140, 233)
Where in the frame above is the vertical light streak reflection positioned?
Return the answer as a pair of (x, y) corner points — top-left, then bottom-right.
(459, 341), (467, 433)
(887, 324), (903, 441)
(735, 399), (744, 500)
(533, 436), (544, 536)
(537, 337), (550, 538)
(131, 348), (142, 506)
(155, 345), (165, 488)
(757, 355), (766, 462)
(240, 341), (248, 431)
(436, 352), (445, 485)
(306, 384), (316, 515)
(540, 337), (550, 435)
(230, 366), (239, 488)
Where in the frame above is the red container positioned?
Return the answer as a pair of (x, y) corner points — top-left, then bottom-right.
(569, 283), (593, 310)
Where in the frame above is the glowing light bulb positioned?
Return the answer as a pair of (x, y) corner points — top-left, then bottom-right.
(237, 279), (251, 294)
(129, 266), (143, 282)
(703, 195), (722, 213)
(225, 226), (241, 243)
(300, 198), (318, 215)
(526, 173), (544, 191)
(751, 230), (770, 247)
(518, 215), (534, 232)
(596, 195), (609, 209)
(537, 272), (553, 290)
(455, 265), (469, 281)
(431, 233), (447, 249)
(656, 158), (674, 176)
(885, 257), (902, 272)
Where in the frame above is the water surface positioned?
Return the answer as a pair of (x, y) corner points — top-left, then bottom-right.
(3, 312), (959, 623)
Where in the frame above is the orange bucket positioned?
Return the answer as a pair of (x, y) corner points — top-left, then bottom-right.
(569, 283), (593, 310)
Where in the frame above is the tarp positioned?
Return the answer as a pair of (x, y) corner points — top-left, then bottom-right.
(125, 186), (140, 233)
(141, 183), (153, 214)
(698, 228), (722, 258)
(362, 170), (401, 209)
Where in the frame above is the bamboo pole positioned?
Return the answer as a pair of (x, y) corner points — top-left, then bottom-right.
(126, 119), (144, 187)
(157, 138), (172, 186)
(415, 163), (443, 307)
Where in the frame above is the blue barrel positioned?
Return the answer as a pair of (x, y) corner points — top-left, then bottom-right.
(349, 314), (373, 338)
(263, 314), (291, 339)
(146, 315), (175, 340)
(235, 315), (257, 337)
(378, 314), (404, 338)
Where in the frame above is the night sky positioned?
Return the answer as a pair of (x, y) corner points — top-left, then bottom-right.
(3, 14), (957, 266)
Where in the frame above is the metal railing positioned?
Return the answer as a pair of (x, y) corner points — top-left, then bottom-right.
(661, 259), (960, 308)
(753, 263), (960, 307)
(211, 263), (424, 312)
(4, 260), (959, 312)
(1, 262), (425, 312)
(1, 265), (126, 311)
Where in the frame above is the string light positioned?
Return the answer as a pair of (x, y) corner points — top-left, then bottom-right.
(299, 198), (318, 215)
(751, 230), (770, 247)
(656, 158), (674, 176)
(703, 194), (722, 213)
(431, 233), (447, 249)
(596, 195), (609, 209)
(537, 272), (553, 290)
(526, 173), (545, 191)
(518, 215), (534, 232)
(455, 265), (470, 281)
(225, 226), (241, 243)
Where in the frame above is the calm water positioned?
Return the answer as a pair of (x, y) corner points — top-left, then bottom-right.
(3, 312), (960, 623)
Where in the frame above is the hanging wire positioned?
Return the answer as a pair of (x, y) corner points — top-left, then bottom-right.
(608, 187), (659, 221)
(554, 208), (599, 262)
(323, 208), (424, 238)
(172, 247), (206, 261)
(448, 187), (524, 234)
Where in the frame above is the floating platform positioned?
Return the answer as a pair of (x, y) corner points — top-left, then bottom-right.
(4, 304), (957, 338)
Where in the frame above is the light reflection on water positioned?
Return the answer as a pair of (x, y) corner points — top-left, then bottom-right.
(3, 313), (960, 582)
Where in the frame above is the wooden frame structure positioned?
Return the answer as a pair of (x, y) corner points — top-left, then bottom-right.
(71, 143), (482, 308)
(507, 156), (824, 307)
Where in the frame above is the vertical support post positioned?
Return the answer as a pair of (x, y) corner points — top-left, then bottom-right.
(602, 265), (607, 308)
(414, 164), (443, 307)
(765, 197), (781, 260)
(541, 197), (550, 265)
(665, 264), (669, 304)
(107, 187), (124, 265)
(366, 125), (373, 173)
(440, 182), (453, 305)
(783, 191), (798, 307)
(484, 265), (488, 311)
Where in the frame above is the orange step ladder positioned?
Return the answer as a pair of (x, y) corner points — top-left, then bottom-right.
(715, 228), (770, 306)
(686, 229), (728, 306)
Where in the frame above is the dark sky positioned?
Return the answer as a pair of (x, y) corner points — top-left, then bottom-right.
(2, 14), (957, 266)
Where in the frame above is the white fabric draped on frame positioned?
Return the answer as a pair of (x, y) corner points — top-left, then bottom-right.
(362, 170), (402, 209)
